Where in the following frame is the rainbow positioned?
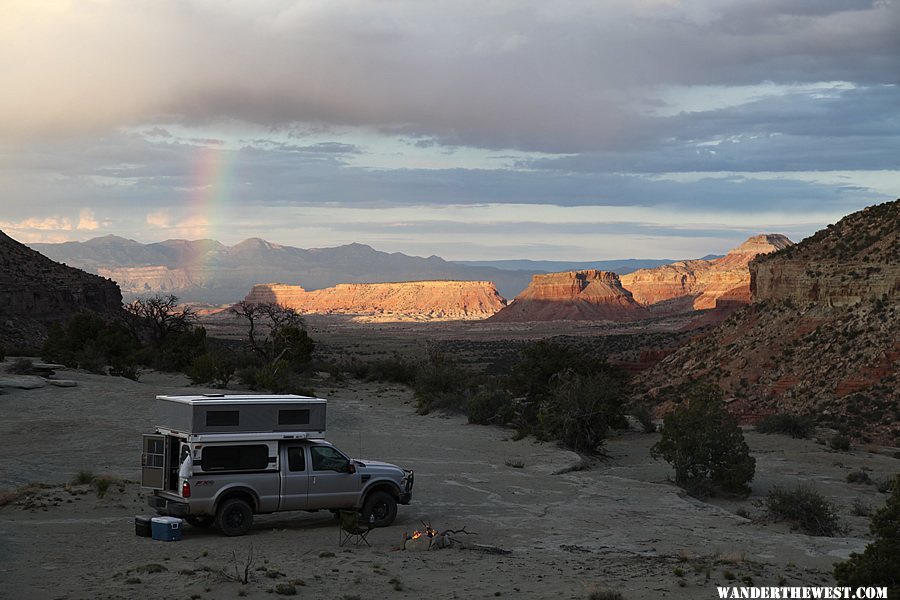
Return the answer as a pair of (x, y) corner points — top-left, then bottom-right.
(185, 144), (231, 275)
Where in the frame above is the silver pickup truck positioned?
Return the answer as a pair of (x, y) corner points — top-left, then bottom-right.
(142, 394), (414, 536)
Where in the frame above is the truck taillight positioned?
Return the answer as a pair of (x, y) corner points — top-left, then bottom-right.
(182, 480), (191, 498)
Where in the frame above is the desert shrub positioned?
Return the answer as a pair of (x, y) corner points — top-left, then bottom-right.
(851, 499), (873, 517)
(509, 341), (612, 404)
(536, 369), (625, 453)
(356, 355), (419, 385)
(139, 327), (208, 372)
(272, 326), (315, 368)
(109, 362), (140, 381)
(765, 485), (844, 536)
(71, 470), (95, 485)
(630, 404), (656, 433)
(43, 313), (141, 374)
(586, 588), (624, 600)
(846, 470), (872, 485)
(830, 435), (852, 452)
(507, 342), (627, 438)
(8, 357), (36, 375)
(413, 352), (472, 414)
(246, 360), (313, 395)
(756, 413), (816, 439)
(0, 483), (47, 507)
(93, 475), (119, 498)
(188, 350), (236, 388)
(834, 476), (900, 596)
(650, 383), (756, 497)
(467, 385), (515, 425)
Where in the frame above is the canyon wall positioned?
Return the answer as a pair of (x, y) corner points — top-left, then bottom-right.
(0, 230), (123, 347)
(245, 280), (507, 320)
(489, 270), (648, 322)
(621, 234), (793, 312)
(637, 200), (900, 443)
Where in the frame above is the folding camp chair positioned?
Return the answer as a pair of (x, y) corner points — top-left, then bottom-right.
(338, 510), (374, 547)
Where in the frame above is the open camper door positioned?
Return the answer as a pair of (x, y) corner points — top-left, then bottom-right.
(141, 434), (167, 489)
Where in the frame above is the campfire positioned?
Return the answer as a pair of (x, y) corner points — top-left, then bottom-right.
(410, 524), (438, 541)
(402, 522), (471, 551)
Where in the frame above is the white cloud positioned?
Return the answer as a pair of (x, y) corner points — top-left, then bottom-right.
(0, 216), (73, 231)
(77, 208), (99, 230)
(146, 209), (171, 228)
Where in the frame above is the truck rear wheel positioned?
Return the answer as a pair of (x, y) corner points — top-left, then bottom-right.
(216, 498), (253, 536)
(361, 491), (397, 527)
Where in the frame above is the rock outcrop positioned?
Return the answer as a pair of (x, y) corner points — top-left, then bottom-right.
(638, 200), (900, 443)
(245, 280), (506, 320)
(0, 230), (123, 347)
(751, 203), (900, 306)
(488, 270), (648, 322)
(620, 234), (793, 313)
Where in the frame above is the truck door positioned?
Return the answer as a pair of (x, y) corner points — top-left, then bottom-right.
(279, 444), (309, 511)
(141, 434), (167, 489)
(308, 445), (360, 509)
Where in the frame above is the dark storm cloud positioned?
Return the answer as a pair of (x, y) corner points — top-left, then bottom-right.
(520, 85), (900, 173)
(1, 132), (885, 222)
(3, 1), (899, 154)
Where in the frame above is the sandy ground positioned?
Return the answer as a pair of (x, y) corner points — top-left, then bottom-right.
(1, 360), (898, 600)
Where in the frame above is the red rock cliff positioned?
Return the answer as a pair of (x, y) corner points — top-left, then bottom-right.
(620, 234), (792, 312)
(489, 270), (648, 322)
(244, 280), (506, 320)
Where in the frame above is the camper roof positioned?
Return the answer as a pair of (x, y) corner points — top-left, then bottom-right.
(155, 394), (326, 405)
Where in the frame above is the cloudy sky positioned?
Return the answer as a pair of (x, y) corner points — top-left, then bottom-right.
(1, 0), (898, 260)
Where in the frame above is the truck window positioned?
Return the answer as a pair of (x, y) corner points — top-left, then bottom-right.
(287, 447), (305, 472)
(278, 409), (310, 425)
(206, 410), (240, 427)
(202, 445), (269, 471)
(310, 446), (349, 472)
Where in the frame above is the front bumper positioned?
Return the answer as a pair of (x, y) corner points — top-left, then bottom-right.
(148, 493), (190, 516)
(400, 469), (414, 505)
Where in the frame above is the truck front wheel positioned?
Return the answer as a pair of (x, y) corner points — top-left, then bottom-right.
(216, 498), (253, 536)
(362, 491), (397, 527)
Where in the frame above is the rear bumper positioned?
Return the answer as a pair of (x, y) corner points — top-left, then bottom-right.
(148, 494), (190, 517)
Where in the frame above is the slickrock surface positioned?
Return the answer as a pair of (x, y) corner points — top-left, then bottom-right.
(638, 200), (900, 443)
(621, 234), (793, 312)
(2, 369), (895, 599)
(0, 230), (122, 347)
(245, 280), (507, 320)
(489, 270), (649, 322)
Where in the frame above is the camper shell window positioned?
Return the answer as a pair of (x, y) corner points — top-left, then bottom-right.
(206, 410), (240, 427)
(201, 445), (270, 471)
(278, 409), (310, 426)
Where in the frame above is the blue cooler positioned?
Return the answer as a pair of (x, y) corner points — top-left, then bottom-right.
(151, 516), (183, 541)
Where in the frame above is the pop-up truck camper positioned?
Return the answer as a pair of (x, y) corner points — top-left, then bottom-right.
(142, 394), (414, 536)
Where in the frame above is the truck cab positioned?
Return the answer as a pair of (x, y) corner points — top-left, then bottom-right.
(141, 395), (413, 536)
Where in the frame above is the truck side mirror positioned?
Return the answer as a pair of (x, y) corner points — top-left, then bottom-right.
(346, 463), (356, 474)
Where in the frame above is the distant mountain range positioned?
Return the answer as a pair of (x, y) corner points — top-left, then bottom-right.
(453, 258), (680, 272)
(30, 235), (710, 304)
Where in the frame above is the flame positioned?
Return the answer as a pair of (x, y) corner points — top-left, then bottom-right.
(410, 525), (438, 540)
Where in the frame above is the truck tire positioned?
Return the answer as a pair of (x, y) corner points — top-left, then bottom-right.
(361, 491), (397, 527)
(216, 498), (253, 536)
(185, 515), (215, 528)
